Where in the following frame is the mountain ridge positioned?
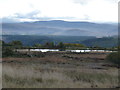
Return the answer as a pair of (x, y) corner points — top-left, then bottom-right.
(2, 20), (117, 37)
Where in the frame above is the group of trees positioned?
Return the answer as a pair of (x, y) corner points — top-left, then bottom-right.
(1, 40), (118, 50)
(33, 42), (66, 49)
(2, 40), (23, 48)
(1, 40), (86, 50)
(32, 42), (86, 50)
(1, 40), (24, 57)
(33, 42), (66, 50)
(1, 40), (85, 57)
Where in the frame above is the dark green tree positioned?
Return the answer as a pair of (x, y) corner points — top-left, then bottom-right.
(9, 40), (23, 48)
(57, 42), (65, 50)
(2, 47), (14, 57)
(33, 43), (42, 48)
(44, 42), (55, 48)
(44, 42), (49, 48)
(49, 42), (55, 48)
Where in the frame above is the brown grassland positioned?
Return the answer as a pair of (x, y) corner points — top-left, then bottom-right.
(2, 52), (119, 88)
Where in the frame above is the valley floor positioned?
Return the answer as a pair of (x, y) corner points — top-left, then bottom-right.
(2, 52), (119, 88)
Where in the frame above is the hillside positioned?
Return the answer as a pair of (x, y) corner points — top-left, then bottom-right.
(81, 37), (118, 48)
(2, 35), (118, 48)
(2, 35), (95, 46)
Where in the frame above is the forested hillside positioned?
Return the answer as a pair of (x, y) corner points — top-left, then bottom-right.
(2, 35), (118, 48)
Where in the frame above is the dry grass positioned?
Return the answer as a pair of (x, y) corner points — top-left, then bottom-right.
(0, 63), (2, 89)
(2, 62), (118, 88)
(2, 52), (119, 88)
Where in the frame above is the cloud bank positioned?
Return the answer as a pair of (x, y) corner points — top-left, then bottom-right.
(0, 0), (118, 23)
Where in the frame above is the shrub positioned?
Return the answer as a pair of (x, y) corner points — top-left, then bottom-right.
(2, 47), (14, 57)
(106, 52), (120, 65)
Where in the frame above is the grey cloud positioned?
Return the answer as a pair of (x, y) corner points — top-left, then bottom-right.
(1, 15), (78, 23)
(25, 16), (77, 21)
(14, 10), (41, 19)
(1, 9), (85, 23)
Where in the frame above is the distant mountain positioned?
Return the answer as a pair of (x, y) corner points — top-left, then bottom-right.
(2, 20), (117, 37)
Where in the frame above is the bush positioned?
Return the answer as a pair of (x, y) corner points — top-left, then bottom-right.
(106, 52), (120, 65)
(2, 47), (14, 57)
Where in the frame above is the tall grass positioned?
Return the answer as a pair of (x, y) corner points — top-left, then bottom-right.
(2, 63), (118, 88)
(0, 63), (2, 89)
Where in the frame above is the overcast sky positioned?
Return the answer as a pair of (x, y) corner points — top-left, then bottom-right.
(0, 0), (119, 23)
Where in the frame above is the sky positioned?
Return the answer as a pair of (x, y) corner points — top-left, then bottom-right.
(0, 0), (119, 23)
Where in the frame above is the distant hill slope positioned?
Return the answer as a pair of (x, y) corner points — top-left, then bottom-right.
(2, 20), (117, 37)
(81, 37), (118, 48)
(2, 35), (118, 47)
(2, 35), (95, 46)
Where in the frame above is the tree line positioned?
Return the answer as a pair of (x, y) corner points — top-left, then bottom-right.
(1, 40), (86, 57)
(1, 40), (86, 49)
(1, 40), (118, 50)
